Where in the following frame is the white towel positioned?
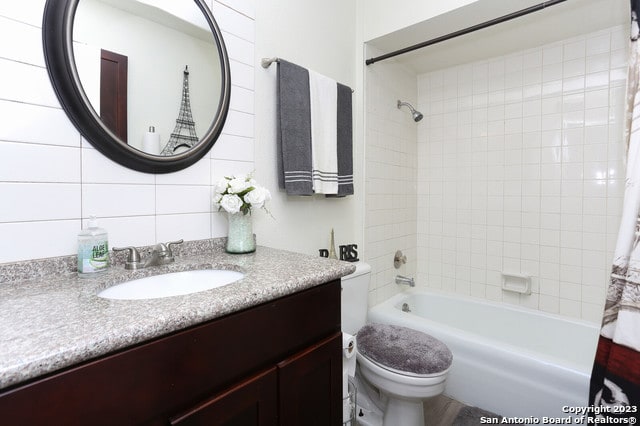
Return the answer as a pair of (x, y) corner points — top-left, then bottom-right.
(308, 70), (338, 194)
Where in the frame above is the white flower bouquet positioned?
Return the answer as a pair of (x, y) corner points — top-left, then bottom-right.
(213, 174), (272, 216)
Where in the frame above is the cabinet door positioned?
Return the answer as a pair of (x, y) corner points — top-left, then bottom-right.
(170, 367), (278, 426)
(277, 333), (342, 426)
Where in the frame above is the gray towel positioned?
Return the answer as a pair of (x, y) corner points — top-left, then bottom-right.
(277, 60), (313, 196)
(329, 83), (354, 197)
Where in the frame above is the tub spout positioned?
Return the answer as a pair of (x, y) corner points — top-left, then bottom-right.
(395, 275), (415, 287)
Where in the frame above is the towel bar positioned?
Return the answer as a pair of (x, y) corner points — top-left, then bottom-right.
(261, 57), (280, 68)
(261, 57), (354, 93)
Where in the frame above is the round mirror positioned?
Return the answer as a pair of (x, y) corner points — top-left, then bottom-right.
(42, 0), (231, 173)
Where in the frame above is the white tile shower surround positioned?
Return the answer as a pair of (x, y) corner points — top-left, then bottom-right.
(416, 26), (627, 322)
(364, 45), (419, 307)
(0, 0), (256, 263)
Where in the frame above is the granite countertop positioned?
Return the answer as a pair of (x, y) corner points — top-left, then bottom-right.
(0, 241), (355, 391)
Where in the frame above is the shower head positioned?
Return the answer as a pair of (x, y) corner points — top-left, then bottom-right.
(397, 100), (423, 122)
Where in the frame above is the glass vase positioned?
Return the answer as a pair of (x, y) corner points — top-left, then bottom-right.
(226, 212), (256, 254)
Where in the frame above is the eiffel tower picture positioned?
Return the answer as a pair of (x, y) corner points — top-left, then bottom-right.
(160, 66), (199, 155)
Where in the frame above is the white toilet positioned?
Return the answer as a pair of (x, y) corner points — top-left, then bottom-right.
(341, 262), (452, 426)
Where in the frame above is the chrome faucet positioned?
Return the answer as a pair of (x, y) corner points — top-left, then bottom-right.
(395, 275), (415, 287)
(113, 240), (183, 270)
(143, 240), (184, 267)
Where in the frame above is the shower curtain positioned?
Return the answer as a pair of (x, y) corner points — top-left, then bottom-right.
(588, 2), (640, 419)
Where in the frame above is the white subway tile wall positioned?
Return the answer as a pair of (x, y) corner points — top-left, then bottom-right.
(365, 46), (418, 306)
(0, 1), (255, 263)
(416, 26), (627, 323)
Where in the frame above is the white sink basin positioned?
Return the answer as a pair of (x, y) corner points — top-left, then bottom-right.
(98, 269), (244, 300)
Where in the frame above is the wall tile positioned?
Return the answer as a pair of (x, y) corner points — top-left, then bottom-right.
(82, 184), (156, 218)
(100, 216), (156, 249)
(0, 1), (45, 26)
(0, 183), (81, 222)
(222, 109), (255, 138)
(229, 60), (255, 90)
(211, 159), (255, 183)
(81, 148), (155, 184)
(157, 213), (212, 242)
(212, 2), (255, 41)
(0, 17), (45, 66)
(155, 157), (211, 186)
(0, 59), (58, 107)
(0, 100), (80, 147)
(221, 31), (254, 65)
(414, 26), (625, 323)
(586, 55), (610, 75)
(586, 33), (610, 57)
(0, 220), (80, 263)
(365, 53), (418, 304)
(215, 0), (255, 19)
(0, 142), (80, 183)
(211, 134), (255, 161)
(211, 210), (228, 238)
(229, 85), (255, 114)
(156, 185), (212, 215)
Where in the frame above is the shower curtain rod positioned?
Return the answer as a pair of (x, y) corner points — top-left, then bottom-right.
(365, 0), (567, 66)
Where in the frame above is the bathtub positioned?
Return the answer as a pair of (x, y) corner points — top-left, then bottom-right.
(367, 289), (600, 419)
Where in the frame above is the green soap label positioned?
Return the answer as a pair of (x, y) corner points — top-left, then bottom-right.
(78, 241), (109, 273)
(92, 242), (109, 260)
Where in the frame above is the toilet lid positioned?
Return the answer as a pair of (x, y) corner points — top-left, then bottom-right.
(356, 323), (452, 376)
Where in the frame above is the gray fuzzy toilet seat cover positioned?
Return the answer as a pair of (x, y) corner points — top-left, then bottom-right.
(357, 323), (452, 375)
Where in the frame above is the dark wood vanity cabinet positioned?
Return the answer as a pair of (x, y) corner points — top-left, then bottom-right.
(0, 280), (342, 426)
(170, 366), (279, 426)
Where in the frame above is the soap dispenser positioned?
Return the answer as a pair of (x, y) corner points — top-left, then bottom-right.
(77, 216), (110, 277)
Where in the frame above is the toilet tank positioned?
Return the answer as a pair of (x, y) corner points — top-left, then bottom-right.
(341, 262), (372, 335)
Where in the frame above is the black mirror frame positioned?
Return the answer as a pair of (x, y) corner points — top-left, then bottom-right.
(42, 0), (231, 174)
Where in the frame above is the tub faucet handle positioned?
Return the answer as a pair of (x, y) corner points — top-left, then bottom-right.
(394, 250), (407, 269)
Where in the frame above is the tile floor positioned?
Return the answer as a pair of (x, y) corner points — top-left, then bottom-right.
(423, 395), (502, 425)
